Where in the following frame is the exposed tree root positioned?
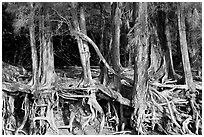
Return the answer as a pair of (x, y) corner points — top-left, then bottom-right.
(15, 94), (29, 135)
(32, 91), (59, 134)
(2, 63), (202, 135)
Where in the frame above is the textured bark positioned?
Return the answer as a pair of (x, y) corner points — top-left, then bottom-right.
(29, 2), (38, 88)
(38, 6), (56, 89)
(40, 36), (56, 89)
(177, 3), (195, 92)
(79, 4), (93, 86)
(165, 17), (176, 77)
(98, 4), (109, 85)
(155, 11), (170, 82)
(127, 2), (137, 68)
(177, 3), (197, 128)
(38, 7), (44, 82)
(71, 3), (93, 86)
(111, 2), (124, 128)
(132, 2), (149, 132)
(111, 2), (121, 92)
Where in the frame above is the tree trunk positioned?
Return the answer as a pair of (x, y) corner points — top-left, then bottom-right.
(127, 2), (137, 68)
(177, 3), (198, 129)
(38, 7), (44, 82)
(131, 2), (149, 133)
(165, 17), (175, 76)
(111, 2), (124, 129)
(79, 4), (93, 86)
(29, 2), (38, 89)
(39, 7), (56, 89)
(40, 35), (56, 89)
(177, 3), (195, 92)
(71, 3), (105, 133)
(98, 4), (109, 85)
(71, 3), (93, 86)
(98, 3), (105, 60)
(111, 2), (121, 92)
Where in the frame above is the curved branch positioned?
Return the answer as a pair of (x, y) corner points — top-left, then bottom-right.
(72, 31), (134, 85)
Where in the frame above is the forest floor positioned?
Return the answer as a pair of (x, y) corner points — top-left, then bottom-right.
(54, 66), (134, 135)
(2, 64), (202, 135)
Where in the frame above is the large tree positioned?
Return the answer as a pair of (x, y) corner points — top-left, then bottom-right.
(131, 2), (149, 134)
(177, 3), (195, 93)
(28, 2), (39, 89)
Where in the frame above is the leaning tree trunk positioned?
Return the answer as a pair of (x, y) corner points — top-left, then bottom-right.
(29, 2), (38, 89)
(131, 2), (149, 134)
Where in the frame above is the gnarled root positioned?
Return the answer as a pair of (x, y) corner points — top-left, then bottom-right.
(32, 91), (59, 134)
(15, 94), (29, 135)
(87, 91), (105, 134)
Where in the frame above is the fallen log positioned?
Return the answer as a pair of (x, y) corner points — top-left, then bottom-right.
(2, 82), (31, 94)
(96, 83), (131, 107)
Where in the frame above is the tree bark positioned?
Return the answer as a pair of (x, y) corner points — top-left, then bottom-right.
(98, 3), (109, 85)
(71, 3), (93, 86)
(79, 4), (93, 86)
(111, 2), (121, 92)
(177, 3), (198, 129)
(29, 2), (38, 88)
(127, 2), (137, 68)
(40, 36), (56, 89)
(177, 3), (195, 92)
(38, 6), (44, 82)
(71, 4), (105, 132)
(131, 2), (149, 133)
(39, 6), (56, 89)
(111, 2), (124, 129)
(165, 17), (176, 77)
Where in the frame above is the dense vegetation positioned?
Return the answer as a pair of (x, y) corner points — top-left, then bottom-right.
(2, 2), (202, 135)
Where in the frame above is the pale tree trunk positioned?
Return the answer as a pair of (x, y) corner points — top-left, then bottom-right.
(79, 4), (93, 86)
(70, 3), (92, 86)
(177, 3), (198, 126)
(29, 2), (38, 89)
(165, 16), (182, 80)
(39, 8), (56, 89)
(38, 7), (44, 82)
(177, 3), (195, 92)
(40, 36), (56, 88)
(131, 2), (149, 133)
(71, 3), (105, 133)
(165, 17), (175, 76)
